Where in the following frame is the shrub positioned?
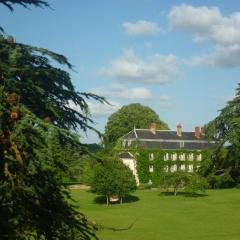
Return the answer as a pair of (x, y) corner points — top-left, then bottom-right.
(186, 174), (209, 195)
(160, 172), (208, 196)
(91, 158), (137, 205)
(207, 172), (235, 188)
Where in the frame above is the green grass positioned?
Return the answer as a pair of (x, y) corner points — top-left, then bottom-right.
(71, 189), (240, 240)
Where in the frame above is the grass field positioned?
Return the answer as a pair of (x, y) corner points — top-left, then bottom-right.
(71, 188), (240, 240)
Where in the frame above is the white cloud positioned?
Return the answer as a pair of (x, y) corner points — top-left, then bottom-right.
(123, 20), (160, 36)
(87, 101), (121, 118)
(92, 83), (152, 100)
(98, 49), (179, 84)
(190, 44), (240, 68)
(169, 4), (240, 68)
(168, 4), (240, 45)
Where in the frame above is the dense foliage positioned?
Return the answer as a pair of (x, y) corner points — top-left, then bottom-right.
(0, 35), (103, 239)
(125, 148), (211, 187)
(205, 83), (240, 185)
(91, 158), (137, 205)
(160, 171), (208, 196)
(104, 103), (169, 149)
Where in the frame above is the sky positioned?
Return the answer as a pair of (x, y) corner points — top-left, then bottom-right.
(1, 0), (239, 143)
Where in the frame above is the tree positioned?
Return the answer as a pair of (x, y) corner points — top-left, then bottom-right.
(0, 0), (49, 10)
(205, 83), (240, 184)
(160, 172), (208, 196)
(0, 36), (104, 239)
(186, 174), (209, 195)
(104, 103), (169, 149)
(91, 158), (136, 205)
(160, 171), (189, 196)
(0, 0), (50, 33)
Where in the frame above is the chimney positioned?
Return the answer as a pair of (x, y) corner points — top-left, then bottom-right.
(195, 126), (201, 138)
(150, 122), (157, 134)
(176, 123), (182, 137)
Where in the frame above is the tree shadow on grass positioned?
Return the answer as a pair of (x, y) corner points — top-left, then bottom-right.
(93, 195), (140, 205)
(159, 191), (208, 198)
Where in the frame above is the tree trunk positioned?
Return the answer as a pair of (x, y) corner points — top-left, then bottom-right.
(120, 197), (122, 204)
(106, 195), (109, 206)
(174, 187), (177, 196)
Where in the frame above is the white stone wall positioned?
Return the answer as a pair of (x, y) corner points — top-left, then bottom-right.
(121, 157), (140, 185)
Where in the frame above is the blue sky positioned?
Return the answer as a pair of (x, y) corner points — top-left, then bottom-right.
(1, 0), (239, 143)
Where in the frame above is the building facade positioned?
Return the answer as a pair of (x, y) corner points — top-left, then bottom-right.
(119, 123), (214, 186)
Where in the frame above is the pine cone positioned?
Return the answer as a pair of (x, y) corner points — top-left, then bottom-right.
(10, 108), (19, 120)
(7, 93), (20, 105)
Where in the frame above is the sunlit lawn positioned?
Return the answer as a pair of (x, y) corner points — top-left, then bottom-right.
(71, 188), (240, 240)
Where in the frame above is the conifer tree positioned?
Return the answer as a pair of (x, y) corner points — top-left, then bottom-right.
(205, 83), (240, 182)
(0, 26), (104, 240)
(0, 2), (106, 238)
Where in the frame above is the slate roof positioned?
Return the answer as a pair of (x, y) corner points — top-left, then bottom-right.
(138, 141), (213, 150)
(119, 152), (134, 159)
(123, 129), (207, 141)
(122, 129), (214, 150)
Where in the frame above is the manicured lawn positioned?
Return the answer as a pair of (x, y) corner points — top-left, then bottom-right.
(71, 188), (240, 240)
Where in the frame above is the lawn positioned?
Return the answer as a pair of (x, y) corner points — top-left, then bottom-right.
(71, 188), (240, 240)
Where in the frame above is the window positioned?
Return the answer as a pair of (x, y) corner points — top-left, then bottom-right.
(172, 153), (177, 161)
(164, 153), (169, 161)
(149, 153), (154, 161)
(179, 141), (184, 148)
(188, 165), (193, 172)
(127, 140), (132, 146)
(180, 165), (185, 171)
(197, 154), (202, 161)
(170, 164), (177, 172)
(149, 165), (154, 172)
(188, 153), (194, 161)
(179, 153), (185, 161)
(122, 140), (127, 147)
(164, 165), (169, 172)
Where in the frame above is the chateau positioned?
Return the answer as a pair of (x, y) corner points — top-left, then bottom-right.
(119, 123), (214, 185)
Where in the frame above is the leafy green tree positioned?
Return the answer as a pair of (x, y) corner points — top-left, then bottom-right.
(91, 158), (136, 205)
(104, 103), (169, 149)
(205, 83), (240, 183)
(160, 171), (189, 196)
(160, 172), (208, 196)
(0, 35), (103, 239)
(186, 174), (209, 195)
